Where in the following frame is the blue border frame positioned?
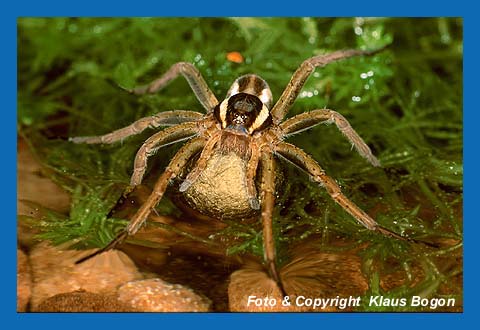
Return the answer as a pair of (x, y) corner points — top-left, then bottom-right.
(8, 1), (472, 329)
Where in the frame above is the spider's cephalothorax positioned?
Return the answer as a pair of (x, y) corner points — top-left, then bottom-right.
(214, 92), (270, 134)
(72, 48), (415, 296)
(226, 73), (273, 108)
(214, 74), (273, 135)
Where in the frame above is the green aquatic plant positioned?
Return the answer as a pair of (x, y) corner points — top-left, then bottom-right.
(18, 17), (462, 311)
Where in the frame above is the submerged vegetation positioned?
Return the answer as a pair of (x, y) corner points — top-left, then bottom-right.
(18, 18), (462, 311)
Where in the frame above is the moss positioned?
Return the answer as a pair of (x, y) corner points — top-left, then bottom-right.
(18, 17), (462, 311)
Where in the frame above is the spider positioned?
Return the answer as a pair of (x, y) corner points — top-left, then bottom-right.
(72, 47), (408, 295)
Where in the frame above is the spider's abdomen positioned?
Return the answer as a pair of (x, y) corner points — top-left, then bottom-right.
(181, 151), (258, 220)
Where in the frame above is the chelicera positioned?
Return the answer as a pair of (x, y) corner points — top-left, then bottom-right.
(72, 47), (408, 295)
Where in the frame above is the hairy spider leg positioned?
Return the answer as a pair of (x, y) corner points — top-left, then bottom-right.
(179, 131), (222, 192)
(280, 109), (381, 167)
(270, 47), (386, 124)
(69, 110), (203, 144)
(275, 142), (408, 241)
(259, 152), (287, 296)
(76, 137), (206, 264)
(130, 121), (199, 187)
(130, 62), (219, 112)
(245, 142), (261, 210)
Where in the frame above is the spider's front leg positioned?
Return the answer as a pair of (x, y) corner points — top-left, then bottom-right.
(245, 144), (261, 210)
(280, 109), (380, 167)
(76, 137), (206, 264)
(259, 152), (287, 295)
(70, 110), (203, 144)
(271, 47), (386, 123)
(178, 131), (222, 192)
(130, 62), (218, 113)
(130, 121), (199, 187)
(275, 142), (406, 241)
(127, 137), (206, 234)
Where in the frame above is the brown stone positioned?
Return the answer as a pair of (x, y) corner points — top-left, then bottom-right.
(29, 242), (143, 310)
(229, 250), (368, 312)
(117, 278), (211, 312)
(17, 248), (32, 312)
(36, 290), (133, 312)
(17, 138), (71, 248)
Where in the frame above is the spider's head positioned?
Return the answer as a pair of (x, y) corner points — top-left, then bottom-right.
(214, 74), (273, 134)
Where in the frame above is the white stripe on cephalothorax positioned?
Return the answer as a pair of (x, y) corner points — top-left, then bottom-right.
(249, 104), (270, 133)
(219, 99), (228, 128)
(259, 88), (273, 108)
(227, 81), (240, 97)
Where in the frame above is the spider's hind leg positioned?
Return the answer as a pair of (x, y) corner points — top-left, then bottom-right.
(75, 137), (206, 264)
(75, 231), (128, 264)
(259, 152), (287, 296)
(275, 142), (406, 240)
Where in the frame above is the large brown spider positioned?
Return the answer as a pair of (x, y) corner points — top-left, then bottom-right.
(72, 47), (406, 294)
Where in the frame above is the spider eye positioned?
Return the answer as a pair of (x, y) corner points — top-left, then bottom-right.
(232, 113), (248, 124)
(218, 92), (272, 133)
